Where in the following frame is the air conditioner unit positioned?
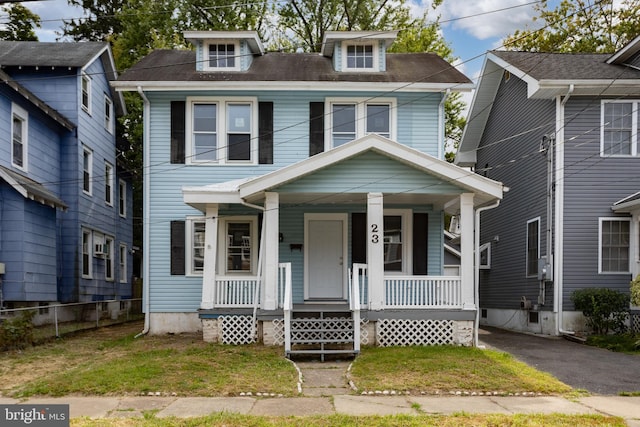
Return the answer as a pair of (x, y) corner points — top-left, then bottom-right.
(94, 243), (105, 257)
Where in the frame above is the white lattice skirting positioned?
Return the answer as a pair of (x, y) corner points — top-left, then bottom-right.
(219, 315), (257, 344)
(632, 313), (640, 334)
(269, 318), (369, 346)
(376, 319), (455, 346)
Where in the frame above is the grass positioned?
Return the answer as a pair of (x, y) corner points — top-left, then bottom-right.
(586, 334), (640, 354)
(69, 413), (626, 427)
(350, 346), (573, 395)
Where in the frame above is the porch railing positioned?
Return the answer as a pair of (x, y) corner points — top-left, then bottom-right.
(351, 264), (462, 309)
(215, 277), (260, 307)
(281, 263), (293, 353)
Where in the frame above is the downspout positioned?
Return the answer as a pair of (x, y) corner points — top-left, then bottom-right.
(135, 87), (151, 338)
(241, 200), (266, 339)
(474, 199), (501, 346)
(555, 84), (574, 336)
(438, 89), (451, 160)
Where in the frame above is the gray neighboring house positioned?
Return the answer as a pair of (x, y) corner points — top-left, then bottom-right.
(456, 36), (640, 335)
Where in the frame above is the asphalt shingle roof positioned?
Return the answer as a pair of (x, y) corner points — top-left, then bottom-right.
(491, 50), (640, 80)
(0, 41), (108, 67)
(118, 50), (471, 84)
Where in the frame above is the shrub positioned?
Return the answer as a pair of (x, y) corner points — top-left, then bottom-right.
(571, 288), (629, 335)
(0, 310), (35, 350)
(631, 275), (640, 307)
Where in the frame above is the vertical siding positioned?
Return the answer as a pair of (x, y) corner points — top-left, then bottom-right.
(561, 97), (640, 308)
(475, 75), (556, 310)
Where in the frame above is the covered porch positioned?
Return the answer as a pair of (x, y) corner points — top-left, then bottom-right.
(183, 136), (503, 354)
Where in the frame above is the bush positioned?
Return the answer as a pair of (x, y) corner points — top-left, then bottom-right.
(571, 288), (629, 335)
(631, 275), (640, 307)
(0, 310), (35, 350)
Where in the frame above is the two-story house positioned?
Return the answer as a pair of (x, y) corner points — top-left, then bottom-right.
(113, 30), (504, 357)
(0, 41), (133, 319)
(456, 36), (640, 335)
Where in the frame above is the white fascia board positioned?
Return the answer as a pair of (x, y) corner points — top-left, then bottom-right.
(81, 43), (109, 73)
(607, 34), (640, 64)
(112, 80), (475, 93)
(0, 168), (27, 198)
(533, 79), (640, 97)
(184, 30), (264, 54)
(183, 187), (243, 205)
(486, 52), (541, 98)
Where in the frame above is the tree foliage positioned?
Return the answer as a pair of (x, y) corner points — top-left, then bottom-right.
(0, 4), (41, 41)
(504, 0), (640, 53)
(63, 0), (125, 42)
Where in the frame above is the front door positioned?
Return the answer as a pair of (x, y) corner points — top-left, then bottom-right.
(305, 213), (347, 300)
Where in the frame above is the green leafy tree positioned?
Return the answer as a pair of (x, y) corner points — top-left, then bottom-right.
(63, 0), (125, 42)
(0, 3), (41, 41)
(504, 0), (640, 53)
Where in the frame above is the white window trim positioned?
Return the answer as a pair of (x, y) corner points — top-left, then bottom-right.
(83, 146), (93, 196)
(82, 228), (93, 279)
(118, 178), (127, 218)
(526, 217), (540, 278)
(81, 73), (92, 115)
(325, 97), (397, 150)
(105, 162), (114, 206)
(104, 94), (113, 133)
(218, 216), (259, 275)
(186, 216), (206, 277)
(598, 217), (631, 274)
(11, 103), (28, 171)
(105, 236), (115, 281)
(203, 40), (241, 72)
(383, 209), (412, 275)
(342, 41), (380, 72)
(479, 242), (491, 270)
(185, 96), (258, 165)
(119, 244), (128, 283)
(600, 99), (639, 157)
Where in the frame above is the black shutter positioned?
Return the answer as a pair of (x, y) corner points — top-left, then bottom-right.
(309, 102), (324, 156)
(170, 220), (186, 275)
(170, 101), (185, 164)
(258, 102), (274, 164)
(352, 212), (367, 264)
(413, 213), (428, 275)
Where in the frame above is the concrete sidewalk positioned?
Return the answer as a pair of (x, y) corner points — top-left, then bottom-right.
(1, 394), (640, 424)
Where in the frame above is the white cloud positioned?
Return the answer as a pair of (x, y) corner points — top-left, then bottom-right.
(29, 0), (84, 41)
(436, 0), (539, 40)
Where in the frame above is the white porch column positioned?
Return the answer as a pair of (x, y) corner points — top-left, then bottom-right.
(367, 193), (385, 310)
(459, 193), (475, 309)
(201, 204), (219, 310)
(263, 192), (279, 310)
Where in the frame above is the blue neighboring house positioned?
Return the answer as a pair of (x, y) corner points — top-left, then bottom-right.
(0, 41), (133, 316)
(114, 30), (504, 356)
(456, 36), (640, 335)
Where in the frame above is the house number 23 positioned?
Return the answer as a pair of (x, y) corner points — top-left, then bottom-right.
(371, 224), (380, 243)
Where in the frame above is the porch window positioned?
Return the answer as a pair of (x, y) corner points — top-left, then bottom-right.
(187, 97), (256, 164)
(226, 222), (252, 272)
(189, 220), (205, 275)
(599, 218), (630, 273)
(327, 98), (395, 148)
(384, 215), (403, 271)
(526, 218), (540, 277)
(601, 101), (638, 156)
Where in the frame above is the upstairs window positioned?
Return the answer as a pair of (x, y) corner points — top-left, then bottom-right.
(81, 73), (91, 114)
(601, 100), (639, 156)
(11, 103), (27, 170)
(187, 97), (256, 164)
(105, 162), (113, 206)
(83, 146), (93, 195)
(119, 179), (126, 217)
(204, 41), (240, 71)
(327, 98), (394, 148)
(104, 95), (113, 133)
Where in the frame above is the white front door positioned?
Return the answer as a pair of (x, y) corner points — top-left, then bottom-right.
(305, 213), (347, 300)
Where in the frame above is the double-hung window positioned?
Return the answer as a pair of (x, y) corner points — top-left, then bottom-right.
(118, 179), (126, 217)
(599, 218), (630, 273)
(82, 229), (92, 278)
(601, 100), (639, 156)
(11, 103), (27, 170)
(343, 43), (378, 71)
(186, 218), (206, 276)
(105, 162), (113, 206)
(83, 146), (92, 195)
(105, 236), (114, 281)
(187, 98), (256, 164)
(104, 95), (113, 133)
(119, 244), (127, 283)
(81, 73), (91, 114)
(382, 210), (411, 273)
(222, 217), (257, 274)
(327, 98), (395, 148)
(526, 218), (540, 277)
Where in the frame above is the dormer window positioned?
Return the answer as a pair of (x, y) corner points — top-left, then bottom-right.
(207, 42), (237, 69)
(346, 44), (374, 69)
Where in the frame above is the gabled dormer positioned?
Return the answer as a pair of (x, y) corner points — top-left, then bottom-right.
(184, 31), (264, 72)
(321, 31), (398, 72)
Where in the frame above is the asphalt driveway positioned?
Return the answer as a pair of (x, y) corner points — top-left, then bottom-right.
(478, 326), (640, 395)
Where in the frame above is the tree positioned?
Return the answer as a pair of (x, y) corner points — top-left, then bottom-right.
(0, 4), (41, 41)
(504, 0), (640, 53)
(63, 0), (125, 42)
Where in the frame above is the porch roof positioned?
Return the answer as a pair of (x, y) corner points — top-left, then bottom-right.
(183, 135), (504, 212)
(612, 191), (640, 213)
